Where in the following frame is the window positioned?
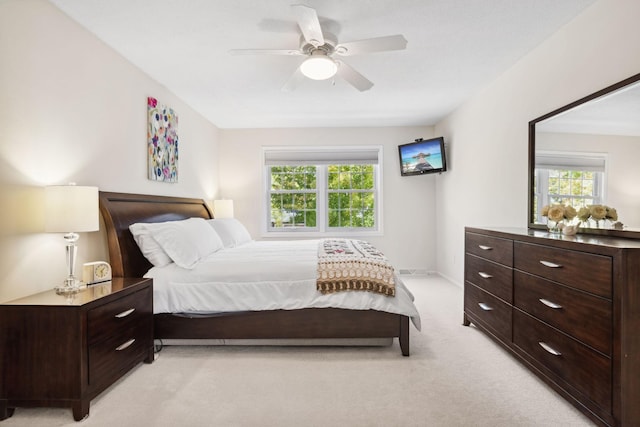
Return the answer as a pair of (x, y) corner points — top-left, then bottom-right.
(269, 166), (317, 228)
(263, 146), (382, 235)
(327, 165), (376, 228)
(534, 151), (606, 222)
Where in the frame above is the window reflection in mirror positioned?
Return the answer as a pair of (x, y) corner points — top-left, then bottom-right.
(533, 151), (605, 224)
(529, 75), (640, 235)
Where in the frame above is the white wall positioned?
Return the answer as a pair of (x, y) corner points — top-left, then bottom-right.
(219, 126), (437, 269)
(0, 0), (220, 302)
(537, 132), (640, 228)
(435, 0), (640, 285)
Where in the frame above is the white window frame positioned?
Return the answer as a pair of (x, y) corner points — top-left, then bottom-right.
(268, 165), (320, 232)
(262, 146), (384, 238)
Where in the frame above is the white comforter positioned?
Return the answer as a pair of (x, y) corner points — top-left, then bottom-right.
(144, 239), (421, 330)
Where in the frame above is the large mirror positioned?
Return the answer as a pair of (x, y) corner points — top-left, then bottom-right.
(528, 72), (640, 238)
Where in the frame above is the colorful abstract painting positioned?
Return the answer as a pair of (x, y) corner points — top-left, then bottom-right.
(147, 96), (178, 182)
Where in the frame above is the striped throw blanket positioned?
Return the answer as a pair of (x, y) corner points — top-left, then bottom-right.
(317, 239), (395, 297)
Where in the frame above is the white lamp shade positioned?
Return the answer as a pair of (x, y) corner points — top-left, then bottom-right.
(300, 55), (337, 80)
(45, 185), (99, 232)
(213, 199), (234, 219)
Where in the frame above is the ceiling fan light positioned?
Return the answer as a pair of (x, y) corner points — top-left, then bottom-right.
(300, 55), (337, 80)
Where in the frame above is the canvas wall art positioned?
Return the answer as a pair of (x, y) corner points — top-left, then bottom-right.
(147, 96), (178, 182)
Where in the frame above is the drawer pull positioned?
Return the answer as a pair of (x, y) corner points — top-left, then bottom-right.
(538, 341), (562, 356)
(539, 298), (563, 309)
(478, 302), (493, 311)
(116, 339), (136, 351)
(478, 245), (493, 251)
(478, 272), (493, 279)
(115, 308), (135, 318)
(539, 260), (563, 268)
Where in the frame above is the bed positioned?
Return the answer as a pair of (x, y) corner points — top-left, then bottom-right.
(99, 191), (419, 356)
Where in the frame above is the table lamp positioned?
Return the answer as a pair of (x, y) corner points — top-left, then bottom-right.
(45, 184), (99, 291)
(213, 199), (234, 218)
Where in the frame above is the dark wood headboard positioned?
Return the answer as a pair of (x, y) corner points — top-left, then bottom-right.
(99, 191), (213, 278)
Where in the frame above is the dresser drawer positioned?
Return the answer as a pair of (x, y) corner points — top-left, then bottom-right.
(465, 233), (513, 267)
(514, 271), (611, 355)
(464, 283), (512, 342)
(88, 286), (152, 345)
(513, 242), (612, 298)
(513, 310), (611, 412)
(465, 254), (513, 303)
(88, 323), (150, 388)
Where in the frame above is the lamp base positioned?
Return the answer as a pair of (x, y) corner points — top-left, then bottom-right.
(55, 278), (87, 294)
(55, 235), (86, 293)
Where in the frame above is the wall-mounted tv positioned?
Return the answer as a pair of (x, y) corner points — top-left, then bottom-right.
(398, 137), (447, 176)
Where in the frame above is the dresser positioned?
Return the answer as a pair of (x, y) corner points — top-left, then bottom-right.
(464, 227), (640, 426)
(0, 277), (154, 421)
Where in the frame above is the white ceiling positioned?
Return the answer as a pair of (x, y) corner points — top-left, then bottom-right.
(49, 0), (596, 129)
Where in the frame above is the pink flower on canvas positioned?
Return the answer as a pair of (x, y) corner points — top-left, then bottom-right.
(148, 97), (157, 107)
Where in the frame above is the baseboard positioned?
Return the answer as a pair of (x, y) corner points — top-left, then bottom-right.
(398, 269), (435, 276)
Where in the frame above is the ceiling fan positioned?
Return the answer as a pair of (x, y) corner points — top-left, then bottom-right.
(229, 4), (408, 91)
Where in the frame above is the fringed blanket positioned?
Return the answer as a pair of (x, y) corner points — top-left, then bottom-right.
(317, 239), (396, 297)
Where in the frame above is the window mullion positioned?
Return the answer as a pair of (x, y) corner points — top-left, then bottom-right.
(317, 166), (327, 232)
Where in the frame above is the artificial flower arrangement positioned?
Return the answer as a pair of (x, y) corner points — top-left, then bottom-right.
(577, 204), (618, 226)
(541, 204), (577, 223)
(542, 203), (621, 233)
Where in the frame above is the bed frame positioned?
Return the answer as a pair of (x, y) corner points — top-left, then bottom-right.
(99, 191), (410, 356)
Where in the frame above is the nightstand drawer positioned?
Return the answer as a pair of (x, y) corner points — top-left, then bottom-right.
(465, 254), (513, 303)
(88, 286), (152, 345)
(514, 242), (612, 298)
(88, 323), (150, 387)
(465, 233), (513, 267)
(513, 310), (611, 412)
(464, 282), (512, 342)
(514, 271), (611, 355)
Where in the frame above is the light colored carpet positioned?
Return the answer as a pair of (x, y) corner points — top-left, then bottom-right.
(3, 276), (594, 426)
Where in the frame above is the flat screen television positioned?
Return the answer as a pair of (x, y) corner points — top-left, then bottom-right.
(398, 137), (447, 176)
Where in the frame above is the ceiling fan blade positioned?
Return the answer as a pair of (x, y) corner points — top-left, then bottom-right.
(282, 66), (306, 92)
(335, 35), (408, 56)
(229, 49), (302, 56)
(336, 61), (374, 92)
(291, 4), (324, 47)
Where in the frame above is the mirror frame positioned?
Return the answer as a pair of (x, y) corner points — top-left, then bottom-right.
(528, 72), (640, 239)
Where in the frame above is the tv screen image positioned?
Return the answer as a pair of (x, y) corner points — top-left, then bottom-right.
(398, 137), (447, 176)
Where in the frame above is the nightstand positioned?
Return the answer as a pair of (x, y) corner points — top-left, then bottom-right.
(0, 277), (153, 421)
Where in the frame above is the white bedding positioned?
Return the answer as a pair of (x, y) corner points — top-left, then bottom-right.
(144, 239), (421, 330)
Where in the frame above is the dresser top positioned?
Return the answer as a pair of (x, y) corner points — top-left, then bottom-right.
(1, 277), (151, 307)
(466, 226), (640, 250)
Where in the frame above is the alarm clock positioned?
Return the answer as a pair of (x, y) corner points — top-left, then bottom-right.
(82, 261), (112, 285)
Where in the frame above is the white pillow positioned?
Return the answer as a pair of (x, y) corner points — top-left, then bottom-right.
(150, 217), (224, 269)
(129, 222), (173, 267)
(207, 218), (252, 248)
(130, 218), (224, 269)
